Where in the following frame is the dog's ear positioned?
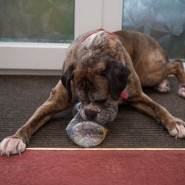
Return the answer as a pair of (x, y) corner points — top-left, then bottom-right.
(61, 64), (74, 103)
(103, 60), (130, 100)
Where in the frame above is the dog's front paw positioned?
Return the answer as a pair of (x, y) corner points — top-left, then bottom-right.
(0, 137), (26, 156)
(167, 119), (185, 138)
(178, 86), (185, 98)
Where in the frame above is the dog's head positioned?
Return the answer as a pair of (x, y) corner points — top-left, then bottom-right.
(61, 57), (130, 125)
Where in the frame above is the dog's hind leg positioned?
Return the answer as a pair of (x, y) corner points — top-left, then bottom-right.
(154, 79), (170, 93)
(165, 59), (185, 98)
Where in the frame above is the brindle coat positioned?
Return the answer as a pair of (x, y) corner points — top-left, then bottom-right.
(1, 30), (185, 156)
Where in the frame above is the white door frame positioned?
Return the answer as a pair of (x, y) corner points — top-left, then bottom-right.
(0, 0), (123, 75)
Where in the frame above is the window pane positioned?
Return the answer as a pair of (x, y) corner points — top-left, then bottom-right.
(0, 0), (74, 43)
(122, 0), (185, 59)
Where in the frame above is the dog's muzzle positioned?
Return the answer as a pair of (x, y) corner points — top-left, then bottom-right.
(80, 103), (118, 125)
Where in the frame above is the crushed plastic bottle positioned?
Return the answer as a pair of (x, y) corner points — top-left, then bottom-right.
(65, 102), (108, 148)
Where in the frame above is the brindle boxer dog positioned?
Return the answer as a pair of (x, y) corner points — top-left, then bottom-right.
(1, 29), (185, 156)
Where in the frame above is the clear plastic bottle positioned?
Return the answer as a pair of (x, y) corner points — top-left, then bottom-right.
(65, 102), (108, 147)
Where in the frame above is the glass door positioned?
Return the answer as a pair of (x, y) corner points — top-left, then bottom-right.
(0, 0), (74, 43)
(122, 0), (185, 59)
(0, 0), (123, 74)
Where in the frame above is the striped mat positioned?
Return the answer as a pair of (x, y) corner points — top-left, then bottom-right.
(0, 75), (185, 148)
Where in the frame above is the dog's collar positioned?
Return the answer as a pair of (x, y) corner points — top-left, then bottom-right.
(81, 29), (117, 43)
(120, 92), (128, 100)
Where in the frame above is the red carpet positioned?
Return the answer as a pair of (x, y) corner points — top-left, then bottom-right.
(1, 149), (185, 185)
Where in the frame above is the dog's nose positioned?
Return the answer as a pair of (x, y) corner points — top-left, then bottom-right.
(84, 109), (98, 120)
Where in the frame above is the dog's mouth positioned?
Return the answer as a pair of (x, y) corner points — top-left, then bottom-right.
(79, 104), (118, 125)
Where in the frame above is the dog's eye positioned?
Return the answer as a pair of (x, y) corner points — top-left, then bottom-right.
(93, 98), (107, 104)
(100, 70), (106, 76)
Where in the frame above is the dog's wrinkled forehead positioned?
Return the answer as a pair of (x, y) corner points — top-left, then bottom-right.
(74, 60), (106, 81)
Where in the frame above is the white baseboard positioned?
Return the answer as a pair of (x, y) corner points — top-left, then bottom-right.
(1, 61), (184, 76)
(0, 69), (61, 76)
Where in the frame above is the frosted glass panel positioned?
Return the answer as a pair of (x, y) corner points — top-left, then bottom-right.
(0, 0), (74, 43)
(122, 0), (185, 59)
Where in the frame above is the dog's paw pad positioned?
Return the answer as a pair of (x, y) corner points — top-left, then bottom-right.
(178, 87), (185, 98)
(0, 137), (26, 156)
